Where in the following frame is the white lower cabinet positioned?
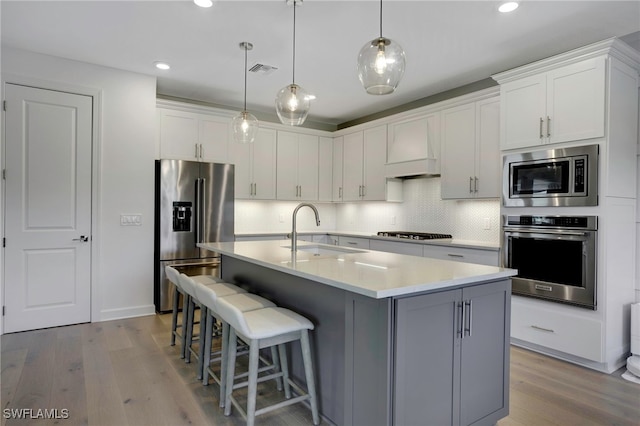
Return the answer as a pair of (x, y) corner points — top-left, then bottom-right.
(511, 296), (603, 362)
(423, 245), (499, 266)
(394, 280), (510, 426)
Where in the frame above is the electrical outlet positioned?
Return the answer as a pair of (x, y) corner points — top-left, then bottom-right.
(391, 216), (396, 225)
(120, 214), (142, 226)
(483, 217), (491, 230)
(279, 213), (285, 223)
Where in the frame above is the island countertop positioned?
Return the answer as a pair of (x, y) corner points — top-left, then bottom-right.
(199, 240), (516, 299)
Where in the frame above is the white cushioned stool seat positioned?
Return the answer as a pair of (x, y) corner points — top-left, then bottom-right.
(165, 266), (188, 358)
(215, 297), (319, 426)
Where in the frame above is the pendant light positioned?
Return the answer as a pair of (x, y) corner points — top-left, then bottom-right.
(275, 0), (311, 126)
(232, 42), (259, 143)
(357, 0), (406, 95)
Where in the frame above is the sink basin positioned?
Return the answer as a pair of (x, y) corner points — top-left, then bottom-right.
(283, 244), (366, 256)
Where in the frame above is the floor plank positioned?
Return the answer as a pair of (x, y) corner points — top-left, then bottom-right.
(1, 315), (639, 425)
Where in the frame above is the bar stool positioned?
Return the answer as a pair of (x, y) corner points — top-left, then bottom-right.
(178, 273), (246, 380)
(195, 283), (279, 407)
(216, 297), (320, 426)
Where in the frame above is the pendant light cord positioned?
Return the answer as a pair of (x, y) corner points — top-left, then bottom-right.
(292, 1), (297, 84)
(243, 44), (248, 111)
(379, 0), (383, 38)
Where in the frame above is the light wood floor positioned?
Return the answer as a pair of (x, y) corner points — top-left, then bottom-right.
(2, 314), (639, 426)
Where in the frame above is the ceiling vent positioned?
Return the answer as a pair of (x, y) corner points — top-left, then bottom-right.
(249, 63), (278, 75)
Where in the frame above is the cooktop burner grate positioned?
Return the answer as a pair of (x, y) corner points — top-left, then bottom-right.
(377, 231), (453, 240)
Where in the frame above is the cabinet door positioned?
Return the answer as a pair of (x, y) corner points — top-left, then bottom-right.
(252, 128), (277, 200)
(159, 109), (198, 160)
(475, 98), (501, 198)
(394, 289), (460, 426)
(342, 131), (364, 201)
(276, 131), (300, 200)
(362, 125), (387, 200)
(332, 136), (344, 201)
(230, 138), (252, 199)
(198, 115), (230, 163)
(297, 134), (319, 200)
(500, 74), (547, 150)
(460, 280), (510, 426)
(441, 103), (476, 199)
(318, 137), (333, 202)
(547, 57), (606, 144)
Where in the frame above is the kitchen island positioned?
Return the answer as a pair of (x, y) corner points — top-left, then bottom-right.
(199, 240), (517, 426)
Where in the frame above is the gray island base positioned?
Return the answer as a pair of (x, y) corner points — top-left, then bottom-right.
(199, 240), (515, 426)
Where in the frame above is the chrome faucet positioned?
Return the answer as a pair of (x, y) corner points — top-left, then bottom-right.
(291, 203), (321, 252)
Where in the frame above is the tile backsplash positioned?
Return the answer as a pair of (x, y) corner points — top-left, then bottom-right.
(236, 177), (500, 243)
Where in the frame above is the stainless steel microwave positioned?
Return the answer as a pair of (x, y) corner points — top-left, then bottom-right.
(503, 144), (598, 207)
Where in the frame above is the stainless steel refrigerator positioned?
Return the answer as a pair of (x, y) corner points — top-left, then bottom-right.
(154, 159), (234, 312)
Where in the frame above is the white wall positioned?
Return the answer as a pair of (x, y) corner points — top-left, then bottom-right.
(1, 47), (157, 323)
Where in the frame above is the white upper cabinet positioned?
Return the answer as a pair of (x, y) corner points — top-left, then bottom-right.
(441, 96), (500, 199)
(318, 136), (333, 202)
(499, 57), (605, 150)
(386, 112), (440, 176)
(158, 108), (230, 162)
(231, 127), (277, 200)
(342, 125), (402, 202)
(276, 131), (319, 201)
(332, 136), (344, 202)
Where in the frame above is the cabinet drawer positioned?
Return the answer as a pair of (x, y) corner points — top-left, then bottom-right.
(422, 245), (499, 266)
(337, 236), (370, 249)
(369, 239), (423, 256)
(511, 297), (603, 361)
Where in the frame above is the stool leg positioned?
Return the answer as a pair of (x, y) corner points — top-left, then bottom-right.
(180, 294), (189, 359)
(224, 328), (238, 417)
(300, 330), (320, 425)
(270, 346), (283, 391)
(219, 321), (229, 408)
(278, 343), (291, 399)
(185, 298), (194, 364)
(170, 286), (179, 346)
(197, 305), (207, 380)
(202, 312), (214, 385)
(246, 340), (260, 426)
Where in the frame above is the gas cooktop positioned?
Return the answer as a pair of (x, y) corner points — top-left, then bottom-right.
(377, 231), (453, 240)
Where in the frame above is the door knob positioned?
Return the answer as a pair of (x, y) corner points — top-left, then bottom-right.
(72, 235), (89, 242)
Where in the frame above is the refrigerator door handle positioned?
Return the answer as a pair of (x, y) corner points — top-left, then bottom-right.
(194, 178), (201, 244)
(200, 177), (206, 243)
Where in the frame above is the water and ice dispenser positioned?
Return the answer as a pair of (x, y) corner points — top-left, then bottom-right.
(172, 201), (192, 232)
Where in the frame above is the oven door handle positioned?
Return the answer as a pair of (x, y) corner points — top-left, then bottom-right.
(503, 228), (592, 237)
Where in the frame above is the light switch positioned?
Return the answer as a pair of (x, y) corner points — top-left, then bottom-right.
(121, 214), (142, 226)
(483, 217), (491, 230)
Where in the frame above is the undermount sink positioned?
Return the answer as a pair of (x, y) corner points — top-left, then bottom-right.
(283, 244), (366, 256)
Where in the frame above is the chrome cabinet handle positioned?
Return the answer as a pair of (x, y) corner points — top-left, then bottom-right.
(339, 187), (342, 199)
(547, 116), (551, 138)
(447, 253), (464, 258)
(195, 144), (199, 158)
(458, 302), (465, 338)
(531, 325), (555, 333)
(362, 185), (366, 197)
(539, 117), (544, 139)
(254, 183), (257, 196)
(72, 235), (89, 242)
(464, 300), (472, 337)
(469, 177), (473, 193)
(474, 177), (478, 193)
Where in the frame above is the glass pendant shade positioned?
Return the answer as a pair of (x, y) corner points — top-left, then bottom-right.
(275, 83), (311, 126)
(232, 110), (259, 143)
(357, 37), (406, 95)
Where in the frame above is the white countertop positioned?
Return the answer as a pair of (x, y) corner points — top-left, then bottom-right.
(199, 240), (516, 299)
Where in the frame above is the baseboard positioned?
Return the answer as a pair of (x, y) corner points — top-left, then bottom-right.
(510, 338), (628, 374)
(98, 305), (156, 322)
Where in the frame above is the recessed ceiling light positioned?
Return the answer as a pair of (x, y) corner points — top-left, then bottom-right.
(194, 0), (213, 8)
(498, 2), (519, 13)
(154, 61), (170, 70)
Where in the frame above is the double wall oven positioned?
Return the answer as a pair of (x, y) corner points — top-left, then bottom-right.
(502, 144), (599, 310)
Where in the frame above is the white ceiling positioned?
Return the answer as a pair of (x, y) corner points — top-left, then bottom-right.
(2, 1), (639, 129)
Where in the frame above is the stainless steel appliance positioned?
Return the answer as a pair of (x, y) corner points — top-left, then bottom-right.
(377, 231), (453, 240)
(154, 160), (234, 312)
(503, 215), (597, 310)
(503, 144), (598, 207)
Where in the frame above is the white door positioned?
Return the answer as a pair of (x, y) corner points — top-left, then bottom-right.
(4, 84), (92, 333)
